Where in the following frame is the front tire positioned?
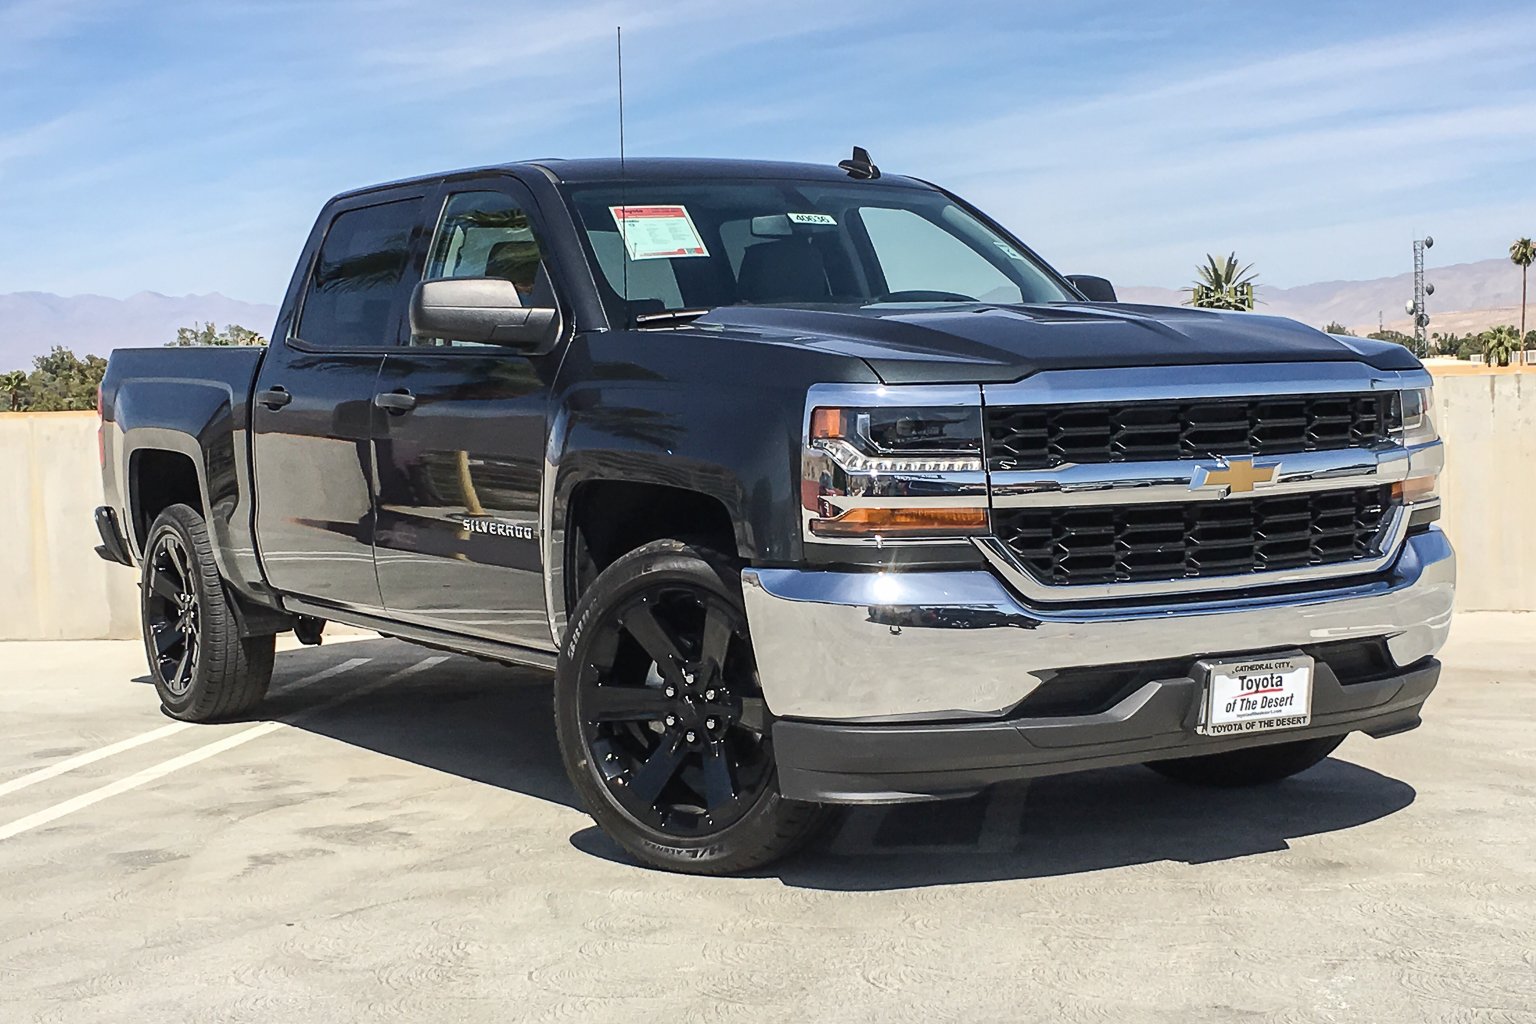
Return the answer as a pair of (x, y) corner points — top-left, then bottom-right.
(554, 539), (829, 874)
(140, 503), (274, 722)
(1145, 734), (1346, 787)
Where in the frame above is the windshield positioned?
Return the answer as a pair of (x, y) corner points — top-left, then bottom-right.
(561, 180), (1075, 326)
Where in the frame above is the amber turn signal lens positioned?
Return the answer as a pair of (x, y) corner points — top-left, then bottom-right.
(810, 407), (846, 440)
(1391, 476), (1438, 504)
(809, 506), (988, 537)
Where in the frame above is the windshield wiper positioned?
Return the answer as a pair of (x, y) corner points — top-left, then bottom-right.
(633, 308), (713, 329)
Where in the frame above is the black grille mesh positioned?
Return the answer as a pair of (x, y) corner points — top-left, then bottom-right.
(986, 393), (1396, 470)
(994, 485), (1394, 587)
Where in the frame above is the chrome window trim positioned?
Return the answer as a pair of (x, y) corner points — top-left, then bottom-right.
(980, 362), (1433, 407)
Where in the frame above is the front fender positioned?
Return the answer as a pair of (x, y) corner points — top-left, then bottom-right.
(540, 329), (877, 644)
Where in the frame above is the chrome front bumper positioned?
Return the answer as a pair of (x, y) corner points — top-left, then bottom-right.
(741, 527), (1454, 722)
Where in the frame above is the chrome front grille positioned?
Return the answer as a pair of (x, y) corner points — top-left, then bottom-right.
(975, 365), (1437, 601)
(992, 485), (1394, 587)
(984, 392), (1397, 471)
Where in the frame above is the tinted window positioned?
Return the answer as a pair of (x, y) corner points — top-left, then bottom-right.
(297, 198), (419, 349)
(415, 191), (551, 348)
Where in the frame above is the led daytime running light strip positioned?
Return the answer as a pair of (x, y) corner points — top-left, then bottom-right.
(813, 437), (982, 474)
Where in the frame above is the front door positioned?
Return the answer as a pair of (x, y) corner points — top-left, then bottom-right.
(371, 184), (559, 649)
(251, 192), (424, 612)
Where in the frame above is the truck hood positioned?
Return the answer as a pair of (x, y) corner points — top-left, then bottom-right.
(693, 303), (1420, 384)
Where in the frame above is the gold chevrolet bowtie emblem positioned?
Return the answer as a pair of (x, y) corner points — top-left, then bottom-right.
(1191, 456), (1278, 495)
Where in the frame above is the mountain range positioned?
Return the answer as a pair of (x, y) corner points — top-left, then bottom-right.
(2, 256), (1529, 371)
(1119, 257), (1526, 338)
(0, 292), (279, 371)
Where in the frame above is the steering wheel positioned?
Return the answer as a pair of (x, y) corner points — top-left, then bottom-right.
(873, 289), (977, 303)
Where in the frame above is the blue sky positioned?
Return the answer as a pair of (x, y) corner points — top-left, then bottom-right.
(2, 0), (1534, 303)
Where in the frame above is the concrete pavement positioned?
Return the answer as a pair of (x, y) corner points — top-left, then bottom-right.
(2, 617), (1534, 1022)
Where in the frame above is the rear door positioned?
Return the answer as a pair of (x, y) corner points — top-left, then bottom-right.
(251, 190), (427, 611)
(370, 180), (562, 648)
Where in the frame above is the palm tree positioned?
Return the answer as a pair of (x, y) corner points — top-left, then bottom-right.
(1185, 253), (1257, 311)
(1511, 238), (1534, 366)
(0, 370), (26, 411)
(1483, 324), (1522, 367)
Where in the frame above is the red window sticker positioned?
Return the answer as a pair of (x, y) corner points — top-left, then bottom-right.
(609, 205), (710, 260)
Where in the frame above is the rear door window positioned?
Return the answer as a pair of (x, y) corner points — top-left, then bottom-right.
(297, 198), (420, 349)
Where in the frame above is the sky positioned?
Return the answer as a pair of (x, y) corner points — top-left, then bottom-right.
(2, 0), (1534, 303)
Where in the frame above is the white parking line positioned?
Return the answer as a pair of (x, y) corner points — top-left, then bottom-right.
(0, 656), (445, 842)
(0, 657), (372, 800)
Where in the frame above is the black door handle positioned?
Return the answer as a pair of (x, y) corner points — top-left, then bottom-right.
(256, 387), (292, 410)
(374, 390), (417, 413)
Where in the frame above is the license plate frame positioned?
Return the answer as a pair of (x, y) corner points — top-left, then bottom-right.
(1195, 653), (1314, 736)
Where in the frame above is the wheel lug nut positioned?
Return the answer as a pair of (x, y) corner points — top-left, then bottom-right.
(706, 718), (717, 730)
(664, 686), (675, 698)
(704, 689), (716, 701)
(665, 715), (677, 727)
(685, 730), (697, 743)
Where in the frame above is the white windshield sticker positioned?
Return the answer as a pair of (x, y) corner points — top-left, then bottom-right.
(609, 205), (709, 260)
(994, 241), (1026, 261)
(787, 212), (836, 225)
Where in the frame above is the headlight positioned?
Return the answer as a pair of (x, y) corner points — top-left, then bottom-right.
(1396, 387), (1438, 446)
(803, 386), (988, 540)
(810, 406), (983, 472)
(1391, 386), (1442, 527)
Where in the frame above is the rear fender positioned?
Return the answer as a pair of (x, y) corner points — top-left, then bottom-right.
(113, 378), (269, 604)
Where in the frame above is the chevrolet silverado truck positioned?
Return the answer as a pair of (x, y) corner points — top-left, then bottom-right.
(95, 152), (1454, 873)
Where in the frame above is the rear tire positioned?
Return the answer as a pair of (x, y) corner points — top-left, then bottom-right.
(140, 503), (274, 722)
(554, 539), (830, 874)
(1145, 734), (1346, 787)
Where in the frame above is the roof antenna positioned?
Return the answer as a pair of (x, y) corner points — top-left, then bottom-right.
(838, 145), (880, 180)
(616, 26), (630, 326)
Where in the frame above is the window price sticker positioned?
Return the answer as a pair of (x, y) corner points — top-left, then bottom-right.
(609, 205), (710, 261)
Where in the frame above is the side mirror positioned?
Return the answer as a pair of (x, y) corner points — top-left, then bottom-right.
(1065, 274), (1118, 303)
(409, 277), (562, 351)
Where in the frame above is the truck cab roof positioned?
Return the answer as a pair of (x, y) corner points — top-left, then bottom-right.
(330, 156), (931, 202)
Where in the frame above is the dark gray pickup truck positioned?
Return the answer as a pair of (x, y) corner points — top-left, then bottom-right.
(96, 152), (1455, 873)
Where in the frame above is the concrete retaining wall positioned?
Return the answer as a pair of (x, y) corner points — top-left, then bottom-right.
(0, 368), (1531, 640)
(1434, 371), (1535, 612)
(1, 412), (141, 640)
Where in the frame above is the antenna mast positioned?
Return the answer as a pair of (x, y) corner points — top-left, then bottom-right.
(617, 26), (629, 323)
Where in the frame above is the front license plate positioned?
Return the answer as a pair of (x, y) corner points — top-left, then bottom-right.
(1196, 654), (1313, 736)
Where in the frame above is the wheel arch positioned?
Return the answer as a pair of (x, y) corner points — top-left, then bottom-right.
(128, 445), (204, 556)
(112, 373), (271, 606)
(561, 477), (740, 620)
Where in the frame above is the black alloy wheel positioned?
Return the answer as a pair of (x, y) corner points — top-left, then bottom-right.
(555, 539), (829, 874)
(138, 504), (274, 722)
(145, 531), (200, 696)
(578, 583), (773, 837)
